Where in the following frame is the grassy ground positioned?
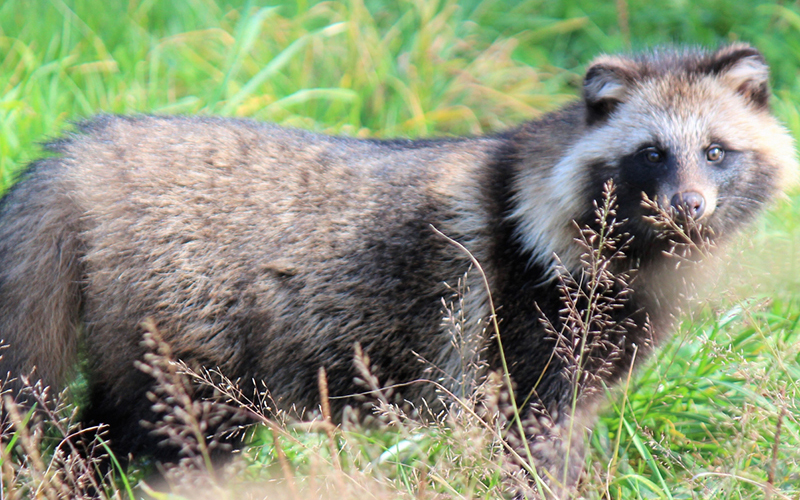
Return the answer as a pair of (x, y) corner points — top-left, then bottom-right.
(0, 0), (799, 498)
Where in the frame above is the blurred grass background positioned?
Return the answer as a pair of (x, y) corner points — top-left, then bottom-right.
(0, 0), (799, 498)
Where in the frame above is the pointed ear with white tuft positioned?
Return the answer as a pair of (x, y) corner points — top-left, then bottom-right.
(710, 44), (770, 108)
(583, 55), (640, 125)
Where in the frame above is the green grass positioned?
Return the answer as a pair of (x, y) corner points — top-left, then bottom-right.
(1, 0), (799, 498)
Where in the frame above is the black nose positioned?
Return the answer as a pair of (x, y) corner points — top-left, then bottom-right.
(670, 191), (706, 219)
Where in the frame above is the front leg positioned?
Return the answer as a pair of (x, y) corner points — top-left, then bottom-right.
(507, 399), (595, 499)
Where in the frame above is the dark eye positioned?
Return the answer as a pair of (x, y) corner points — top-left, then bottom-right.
(642, 147), (664, 164)
(706, 145), (724, 163)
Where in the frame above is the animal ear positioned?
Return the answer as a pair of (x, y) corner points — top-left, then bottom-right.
(710, 44), (770, 108)
(583, 55), (639, 124)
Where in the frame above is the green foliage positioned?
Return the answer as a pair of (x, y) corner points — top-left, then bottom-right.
(0, 0), (798, 498)
(592, 299), (800, 498)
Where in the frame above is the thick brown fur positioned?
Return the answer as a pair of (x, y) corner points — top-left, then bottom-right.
(0, 44), (796, 494)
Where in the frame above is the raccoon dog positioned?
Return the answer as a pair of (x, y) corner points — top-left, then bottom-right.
(0, 44), (796, 492)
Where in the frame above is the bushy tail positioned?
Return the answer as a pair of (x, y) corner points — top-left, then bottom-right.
(0, 158), (84, 399)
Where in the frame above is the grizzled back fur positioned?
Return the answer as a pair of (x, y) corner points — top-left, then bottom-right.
(0, 43), (796, 495)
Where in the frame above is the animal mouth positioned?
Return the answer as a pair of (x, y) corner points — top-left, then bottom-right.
(639, 194), (715, 239)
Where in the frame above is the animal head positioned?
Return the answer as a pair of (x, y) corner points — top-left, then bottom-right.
(582, 43), (797, 234)
(512, 44), (798, 272)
